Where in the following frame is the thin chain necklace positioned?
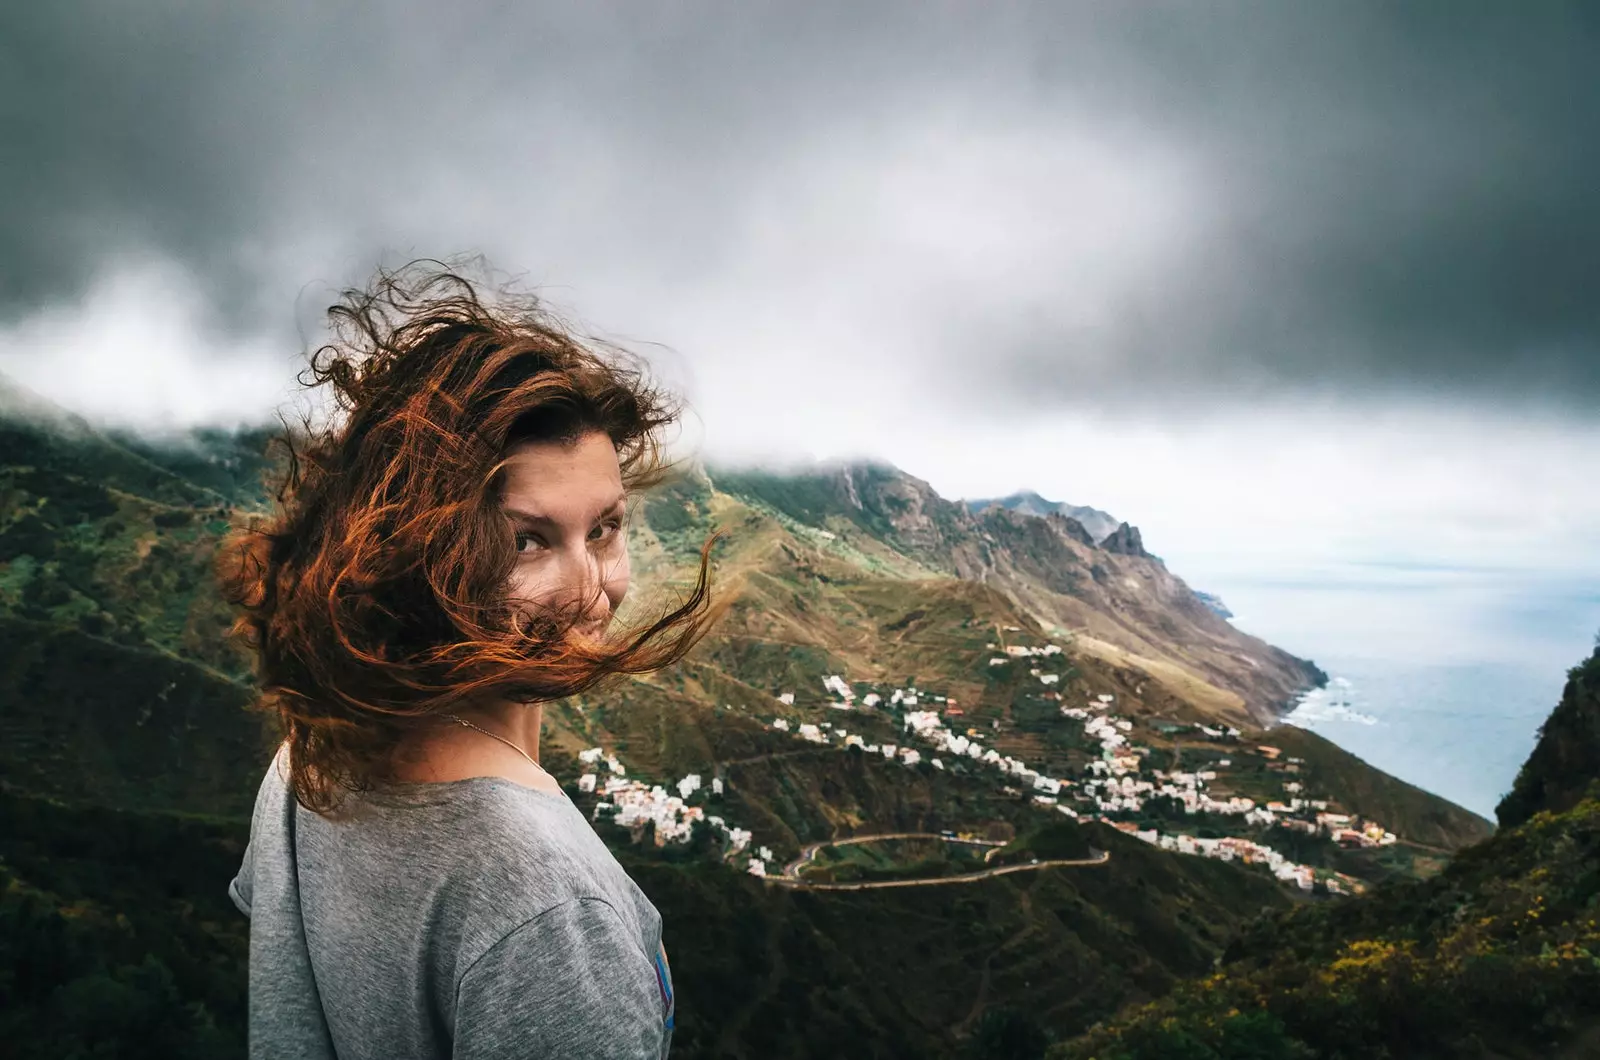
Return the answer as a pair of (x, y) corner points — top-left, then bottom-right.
(442, 713), (567, 798)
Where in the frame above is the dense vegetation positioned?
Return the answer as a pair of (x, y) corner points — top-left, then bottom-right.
(1052, 647), (1600, 1060)
(0, 791), (249, 1060)
(629, 824), (1292, 1058)
(1496, 646), (1600, 829)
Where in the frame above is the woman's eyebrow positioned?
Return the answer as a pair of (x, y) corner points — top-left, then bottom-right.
(503, 493), (626, 525)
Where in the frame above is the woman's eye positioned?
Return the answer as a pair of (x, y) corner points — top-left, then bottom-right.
(592, 519), (624, 541)
(514, 532), (545, 554)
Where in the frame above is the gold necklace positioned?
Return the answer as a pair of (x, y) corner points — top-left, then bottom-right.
(442, 714), (567, 797)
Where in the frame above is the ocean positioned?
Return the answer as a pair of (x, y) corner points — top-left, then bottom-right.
(1195, 562), (1600, 821)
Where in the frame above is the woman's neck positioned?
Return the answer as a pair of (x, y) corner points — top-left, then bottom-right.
(472, 699), (543, 760)
(389, 701), (550, 787)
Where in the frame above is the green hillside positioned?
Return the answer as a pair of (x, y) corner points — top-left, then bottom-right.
(1052, 647), (1600, 1060)
(1239, 725), (1493, 853)
(0, 401), (1510, 1057)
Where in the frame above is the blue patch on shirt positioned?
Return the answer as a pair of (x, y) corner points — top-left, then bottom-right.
(654, 945), (675, 1030)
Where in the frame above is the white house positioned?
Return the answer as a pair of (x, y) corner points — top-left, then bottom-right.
(822, 674), (855, 700)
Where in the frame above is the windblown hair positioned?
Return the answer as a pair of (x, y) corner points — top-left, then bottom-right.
(217, 258), (727, 816)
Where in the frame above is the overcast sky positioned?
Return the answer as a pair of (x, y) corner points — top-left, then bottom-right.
(3, 1), (1598, 598)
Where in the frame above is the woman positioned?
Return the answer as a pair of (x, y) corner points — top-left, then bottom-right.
(219, 259), (727, 1059)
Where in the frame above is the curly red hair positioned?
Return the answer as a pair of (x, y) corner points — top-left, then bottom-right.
(216, 257), (727, 815)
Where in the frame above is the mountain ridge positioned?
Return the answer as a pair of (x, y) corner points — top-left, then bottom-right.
(705, 457), (1325, 727)
(963, 489), (1122, 545)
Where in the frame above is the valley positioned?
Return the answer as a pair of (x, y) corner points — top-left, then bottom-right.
(0, 390), (1518, 1057)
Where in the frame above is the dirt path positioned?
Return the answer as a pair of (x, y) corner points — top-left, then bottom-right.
(719, 747), (836, 770)
(777, 830), (1007, 879)
(768, 831), (1109, 891)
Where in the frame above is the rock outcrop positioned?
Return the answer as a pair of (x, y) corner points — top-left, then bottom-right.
(1098, 522), (1148, 558)
(1496, 644), (1600, 828)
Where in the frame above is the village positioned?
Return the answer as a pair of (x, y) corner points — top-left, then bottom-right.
(569, 639), (1391, 893)
(575, 746), (783, 874)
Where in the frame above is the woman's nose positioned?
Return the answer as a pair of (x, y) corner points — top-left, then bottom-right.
(558, 546), (611, 625)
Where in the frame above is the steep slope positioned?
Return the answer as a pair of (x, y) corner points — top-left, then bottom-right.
(0, 791), (251, 1058)
(709, 458), (1325, 725)
(0, 616), (272, 817)
(1250, 725), (1494, 852)
(1496, 644), (1600, 829)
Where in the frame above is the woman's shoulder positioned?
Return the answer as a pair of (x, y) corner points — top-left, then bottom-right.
(360, 779), (653, 919)
(421, 784), (664, 966)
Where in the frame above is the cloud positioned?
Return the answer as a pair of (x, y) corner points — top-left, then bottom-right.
(0, 257), (305, 433)
(2, 1), (1597, 419)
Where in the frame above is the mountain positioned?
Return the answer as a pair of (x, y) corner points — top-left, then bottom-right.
(0, 395), (1494, 1058)
(708, 459), (1326, 727)
(965, 490), (1122, 545)
(1052, 646), (1600, 1060)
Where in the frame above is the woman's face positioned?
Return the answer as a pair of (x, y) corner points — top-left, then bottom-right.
(498, 430), (630, 638)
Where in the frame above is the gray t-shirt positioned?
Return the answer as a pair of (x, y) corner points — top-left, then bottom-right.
(227, 742), (674, 1059)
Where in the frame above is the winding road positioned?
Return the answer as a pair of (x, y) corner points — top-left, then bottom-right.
(766, 831), (1110, 890)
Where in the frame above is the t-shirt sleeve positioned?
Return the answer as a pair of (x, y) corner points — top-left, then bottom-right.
(227, 837), (254, 918)
(452, 897), (668, 1060)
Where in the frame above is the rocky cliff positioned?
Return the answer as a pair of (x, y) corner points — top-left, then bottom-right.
(1496, 643), (1600, 829)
